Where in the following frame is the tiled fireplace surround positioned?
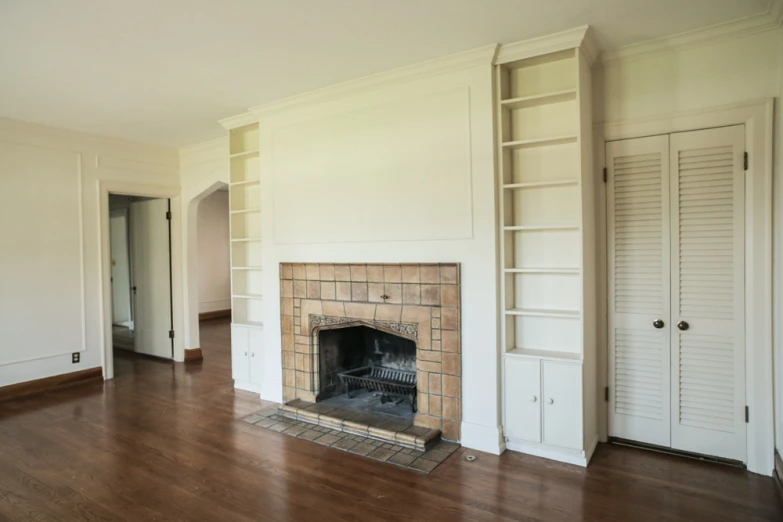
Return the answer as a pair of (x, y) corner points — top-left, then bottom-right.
(280, 263), (461, 441)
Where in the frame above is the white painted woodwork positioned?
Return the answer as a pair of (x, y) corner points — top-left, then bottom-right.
(129, 198), (172, 359)
(606, 135), (671, 447)
(607, 125), (747, 462)
(503, 358), (541, 442)
(226, 122), (265, 388)
(542, 361), (583, 449)
(110, 210), (132, 326)
(669, 125), (746, 462)
(499, 36), (598, 466)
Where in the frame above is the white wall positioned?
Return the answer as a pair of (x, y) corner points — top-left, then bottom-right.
(0, 118), (179, 386)
(180, 138), (230, 351)
(197, 190), (231, 314)
(594, 27), (783, 455)
(255, 56), (502, 452)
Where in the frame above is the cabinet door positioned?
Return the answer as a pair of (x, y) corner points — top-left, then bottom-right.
(231, 324), (251, 382)
(541, 361), (582, 450)
(504, 358), (541, 442)
(248, 326), (264, 384)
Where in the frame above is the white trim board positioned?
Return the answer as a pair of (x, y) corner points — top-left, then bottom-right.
(99, 180), (184, 379)
(601, 1), (783, 64)
(595, 98), (775, 476)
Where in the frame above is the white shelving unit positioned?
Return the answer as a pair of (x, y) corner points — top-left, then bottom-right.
(225, 121), (264, 393)
(496, 33), (598, 466)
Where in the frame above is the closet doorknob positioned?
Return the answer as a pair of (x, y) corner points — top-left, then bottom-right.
(653, 319), (664, 329)
(531, 396), (537, 403)
(547, 398), (554, 405)
(677, 321), (689, 331)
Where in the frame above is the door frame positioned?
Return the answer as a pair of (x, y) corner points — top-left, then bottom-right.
(99, 180), (184, 379)
(595, 98), (774, 476)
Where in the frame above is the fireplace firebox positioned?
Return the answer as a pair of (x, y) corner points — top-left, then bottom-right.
(319, 325), (417, 412)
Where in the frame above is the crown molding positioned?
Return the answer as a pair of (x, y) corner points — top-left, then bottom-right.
(218, 112), (259, 131)
(495, 26), (591, 65)
(179, 136), (228, 166)
(248, 44), (498, 118)
(601, 0), (783, 64)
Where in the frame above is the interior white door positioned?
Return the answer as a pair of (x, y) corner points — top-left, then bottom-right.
(110, 210), (132, 327)
(129, 198), (173, 359)
(606, 135), (672, 447)
(669, 125), (746, 462)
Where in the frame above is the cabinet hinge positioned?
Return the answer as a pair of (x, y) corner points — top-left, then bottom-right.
(604, 386), (609, 402)
(603, 167), (607, 183)
(169, 330), (175, 339)
(745, 405), (749, 423)
(743, 152), (748, 170)
(165, 211), (172, 220)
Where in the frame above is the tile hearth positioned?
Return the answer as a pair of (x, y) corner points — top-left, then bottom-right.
(242, 406), (459, 473)
(279, 397), (440, 451)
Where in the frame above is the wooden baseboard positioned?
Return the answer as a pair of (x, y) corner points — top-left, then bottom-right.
(774, 450), (783, 499)
(0, 367), (103, 403)
(184, 348), (203, 363)
(199, 309), (231, 321)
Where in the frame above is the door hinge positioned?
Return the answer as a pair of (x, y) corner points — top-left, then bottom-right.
(743, 152), (748, 170)
(745, 405), (749, 423)
(165, 211), (172, 220)
(169, 330), (175, 339)
(604, 386), (609, 402)
(603, 167), (607, 183)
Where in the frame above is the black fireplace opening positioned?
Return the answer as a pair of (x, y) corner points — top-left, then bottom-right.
(317, 325), (416, 415)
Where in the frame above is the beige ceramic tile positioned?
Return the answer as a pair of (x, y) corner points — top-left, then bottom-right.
(344, 302), (376, 320)
(306, 264), (320, 280)
(375, 304), (402, 322)
(320, 282), (335, 300)
(366, 264), (384, 282)
(351, 282), (368, 301)
(281, 264), (293, 279)
(401, 264), (420, 283)
(402, 284), (421, 304)
(368, 283), (385, 303)
(384, 265), (402, 283)
(336, 282), (351, 301)
(319, 264), (335, 281)
(293, 264), (306, 280)
(322, 301), (345, 317)
(293, 280), (307, 298)
(350, 264), (367, 282)
(441, 285), (459, 307)
(334, 264), (351, 281)
(421, 285), (440, 305)
(440, 265), (458, 284)
(384, 283), (401, 304)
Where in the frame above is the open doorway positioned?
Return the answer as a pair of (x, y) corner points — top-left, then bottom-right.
(109, 194), (174, 363)
(194, 186), (232, 364)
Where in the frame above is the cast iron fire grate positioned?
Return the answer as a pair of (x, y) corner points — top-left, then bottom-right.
(338, 365), (417, 412)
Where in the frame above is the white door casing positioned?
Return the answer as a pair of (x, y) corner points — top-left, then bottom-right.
(669, 125), (746, 462)
(607, 135), (672, 447)
(129, 198), (173, 359)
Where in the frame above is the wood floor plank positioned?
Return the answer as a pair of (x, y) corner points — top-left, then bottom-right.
(0, 318), (780, 521)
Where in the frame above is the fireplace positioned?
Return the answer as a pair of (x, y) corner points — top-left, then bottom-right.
(280, 263), (462, 441)
(318, 324), (417, 413)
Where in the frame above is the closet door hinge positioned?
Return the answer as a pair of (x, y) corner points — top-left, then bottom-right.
(169, 330), (175, 339)
(603, 167), (607, 183)
(604, 386), (609, 402)
(165, 211), (172, 220)
(745, 406), (749, 423)
(743, 152), (748, 170)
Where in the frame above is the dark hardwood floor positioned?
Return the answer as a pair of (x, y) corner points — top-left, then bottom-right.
(0, 318), (780, 521)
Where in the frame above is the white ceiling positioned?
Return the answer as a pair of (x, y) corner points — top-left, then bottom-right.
(0, 0), (773, 148)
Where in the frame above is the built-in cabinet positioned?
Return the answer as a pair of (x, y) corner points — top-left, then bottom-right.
(226, 121), (264, 393)
(496, 31), (599, 466)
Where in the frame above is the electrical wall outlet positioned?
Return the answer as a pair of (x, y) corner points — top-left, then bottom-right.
(72, 352), (80, 364)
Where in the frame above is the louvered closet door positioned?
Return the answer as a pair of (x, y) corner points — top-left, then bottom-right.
(606, 136), (671, 447)
(669, 126), (745, 462)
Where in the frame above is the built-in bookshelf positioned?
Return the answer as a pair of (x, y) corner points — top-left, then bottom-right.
(496, 30), (598, 466)
(497, 48), (588, 361)
(228, 123), (263, 329)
